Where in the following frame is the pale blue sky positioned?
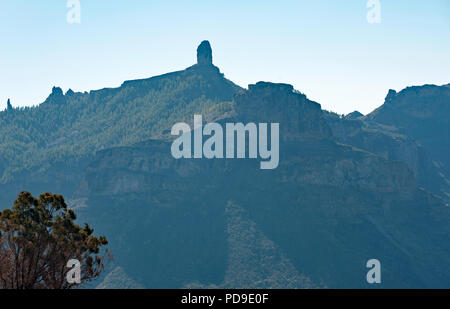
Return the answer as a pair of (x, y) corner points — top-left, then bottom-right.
(0, 0), (449, 114)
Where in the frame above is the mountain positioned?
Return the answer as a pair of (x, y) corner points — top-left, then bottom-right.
(324, 85), (450, 202)
(1, 41), (449, 288)
(367, 85), (450, 201)
(0, 40), (241, 205)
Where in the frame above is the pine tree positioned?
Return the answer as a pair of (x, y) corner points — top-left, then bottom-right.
(0, 191), (109, 289)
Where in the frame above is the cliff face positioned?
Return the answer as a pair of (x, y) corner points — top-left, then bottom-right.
(325, 84), (450, 202)
(74, 82), (450, 289)
(234, 82), (332, 141)
(368, 85), (450, 168)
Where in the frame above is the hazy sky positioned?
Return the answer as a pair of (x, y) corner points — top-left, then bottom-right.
(1, 0), (449, 114)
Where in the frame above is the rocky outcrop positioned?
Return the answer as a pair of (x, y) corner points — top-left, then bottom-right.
(197, 40), (213, 66)
(6, 99), (12, 111)
(234, 82), (332, 141)
(44, 86), (66, 105)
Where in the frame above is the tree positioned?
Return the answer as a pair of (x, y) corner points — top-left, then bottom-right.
(0, 191), (109, 289)
(6, 99), (12, 111)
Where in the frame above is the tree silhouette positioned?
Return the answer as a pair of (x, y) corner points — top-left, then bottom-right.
(0, 192), (109, 289)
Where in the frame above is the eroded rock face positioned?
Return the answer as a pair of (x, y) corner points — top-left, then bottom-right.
(368, 85), (450, 127)
(197, 40), (213, 66)
(366, 84), (450, 201)
(324, 112), (447, 201)
(74, 82), (449, 289)
(234, 82), (332, 141)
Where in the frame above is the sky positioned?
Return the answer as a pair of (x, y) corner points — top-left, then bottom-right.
(0, 0), (449, 115)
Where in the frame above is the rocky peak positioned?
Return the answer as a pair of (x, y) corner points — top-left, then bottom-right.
(248, 82), (294, 94)
(44, 86), (65, 105)
(385, 89), (397, 104)
(52, 86), (63, 96)
(197, 40), (213, 66)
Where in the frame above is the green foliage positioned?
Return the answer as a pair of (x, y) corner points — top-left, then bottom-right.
(0, 191), (108, 289)
(0, 68), (240, 182)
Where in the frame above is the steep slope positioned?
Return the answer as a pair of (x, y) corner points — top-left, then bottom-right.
(367, 85), (450, 200)
(74, 82), (450, 288)
(324, 111), (448, 202)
